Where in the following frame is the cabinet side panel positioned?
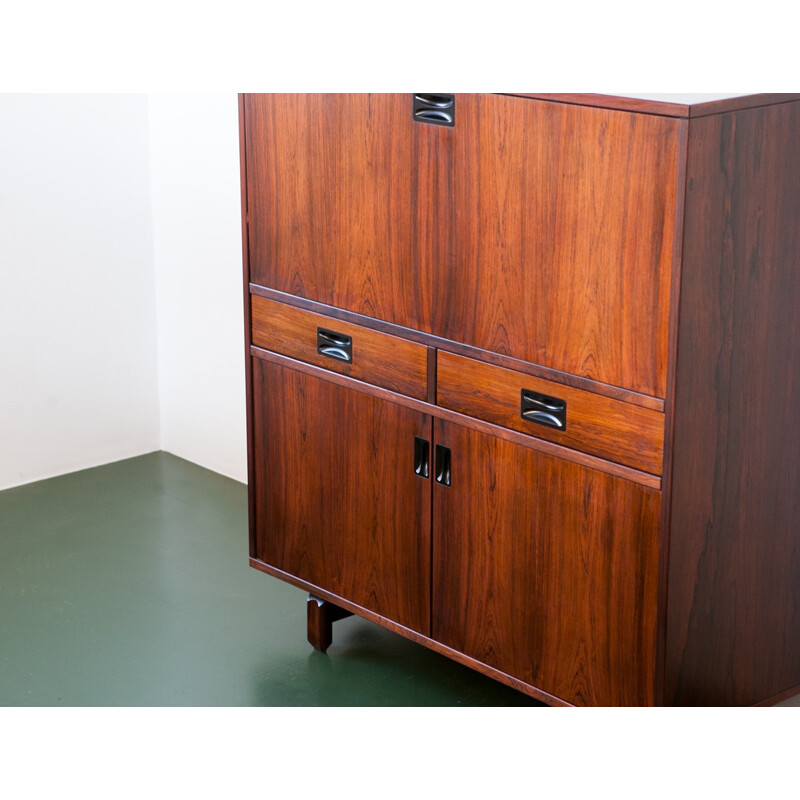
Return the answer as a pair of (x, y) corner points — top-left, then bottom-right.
(666, 102), (800, 705)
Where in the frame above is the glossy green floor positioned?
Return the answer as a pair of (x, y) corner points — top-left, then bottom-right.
(0, 453), (541, 706)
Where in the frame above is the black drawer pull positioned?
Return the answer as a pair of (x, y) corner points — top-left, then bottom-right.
(414, 437), (430, 479)
(413, 94), (455, 127)
(317, 328), (352, 363)
(414, 94), (454, 109)
(521, 389), (567, 430)
(435, 444), (451, 486)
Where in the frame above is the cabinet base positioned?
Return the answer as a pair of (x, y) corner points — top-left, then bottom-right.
(307, 594), (353, 653)
(251, 557), (570, 706)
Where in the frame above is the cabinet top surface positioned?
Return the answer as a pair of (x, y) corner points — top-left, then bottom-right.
(504, 93), (800, 117)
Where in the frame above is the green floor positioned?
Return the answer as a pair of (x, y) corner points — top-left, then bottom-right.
(0, 453), (540, 706)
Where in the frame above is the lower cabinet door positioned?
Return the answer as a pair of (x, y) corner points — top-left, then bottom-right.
(252, 358), (432, 635)
(432, 419), (662, 706)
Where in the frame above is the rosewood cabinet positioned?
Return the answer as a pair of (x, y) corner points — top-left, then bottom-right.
(240, 93), (800, 706)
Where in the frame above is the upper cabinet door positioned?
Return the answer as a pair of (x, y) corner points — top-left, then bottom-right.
(441, 94), (682, 398)
(244, 94), (450, 332)
(244, 93), (682, 398)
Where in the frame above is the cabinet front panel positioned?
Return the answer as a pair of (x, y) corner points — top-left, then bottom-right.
(437, 351), (664, 475)
(252, 359), (432, 635)
(251, 295), (429, 399)
(432, 419), (661, 706)
(441, 94), (681, 398)
(245, 93), (448, 332)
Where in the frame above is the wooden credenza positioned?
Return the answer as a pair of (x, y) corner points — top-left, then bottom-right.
(239, 93), (800, 706)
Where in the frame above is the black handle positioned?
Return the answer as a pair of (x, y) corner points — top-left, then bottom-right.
(413, 94), (454, 127)
(435, 445), (451, 486)
(317, 328), (352, 363)
(521, 389), (567, 430)
(414, 437), (430, 479)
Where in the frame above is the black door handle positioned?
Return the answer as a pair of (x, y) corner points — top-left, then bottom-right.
(414, 437), (430, 479)
(435, 445), (451, 486)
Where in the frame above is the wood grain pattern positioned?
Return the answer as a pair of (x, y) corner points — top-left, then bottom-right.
(504, 93), (800, 118)
(443, 93), (681, 397)
(432, 419), (662, 706)
(244, 93), (449, 332)
(251, 345), (661, 489)
(251, 294), (428, 400)
(251, 284), (666, 412)
(250, 557), (568, 705)
(665, 101), (800, 706)
(252, 358), (432, 635)
(437, 351), (664, 475)
(654, 118), (690, 706)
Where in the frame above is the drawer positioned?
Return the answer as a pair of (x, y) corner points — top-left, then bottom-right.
(251, 295), (428, 400)
(436, 352), (664, 475)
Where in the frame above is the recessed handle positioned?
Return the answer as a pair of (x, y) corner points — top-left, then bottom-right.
(521, 389), (567, 430)
(435, 444), (451, 486)
(317, 327), (352, 363)
(413, 94), (455, 127)
(414, 94), (454, 109)
(414, 437), (430, 479)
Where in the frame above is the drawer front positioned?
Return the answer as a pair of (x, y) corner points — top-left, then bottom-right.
(251, 295), (428, 399)
(437, 352), (664, 475)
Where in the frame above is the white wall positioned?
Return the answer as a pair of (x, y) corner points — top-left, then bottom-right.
(147, 94), (246, 483)
(0, 94), (160, 490)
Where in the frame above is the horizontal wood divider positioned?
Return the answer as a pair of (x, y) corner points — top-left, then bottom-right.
(250, 284), (665, 413)
(251, 346), (661, 490)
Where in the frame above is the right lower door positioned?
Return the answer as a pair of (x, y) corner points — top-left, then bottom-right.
(431, 418), (662, 706)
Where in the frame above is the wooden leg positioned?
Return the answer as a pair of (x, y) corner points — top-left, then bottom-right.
(307, 595), (353, 653)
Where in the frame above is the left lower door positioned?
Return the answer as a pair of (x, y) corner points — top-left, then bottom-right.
(251, 357), (432, 636)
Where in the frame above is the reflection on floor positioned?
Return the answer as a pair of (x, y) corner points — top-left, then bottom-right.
(0, 452), (540, 707)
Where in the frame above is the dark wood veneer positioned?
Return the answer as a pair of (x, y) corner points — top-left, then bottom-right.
(249, 284), (666, 412)
(432, 419), (661, 706)
(252, 358), (432, 635)
(442, 94), (680, 397)
(241, 93), (800, 706)
(251, 294), (428, 400)
(664, 101), (800, 706)
(307, 595), (353, 653)
(653, 117), (690, 706)
(249, 557), (566, 706)
(244, 94), (444, 332)
(437, 351), (664, 475)
(251, 345), (662, 490)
